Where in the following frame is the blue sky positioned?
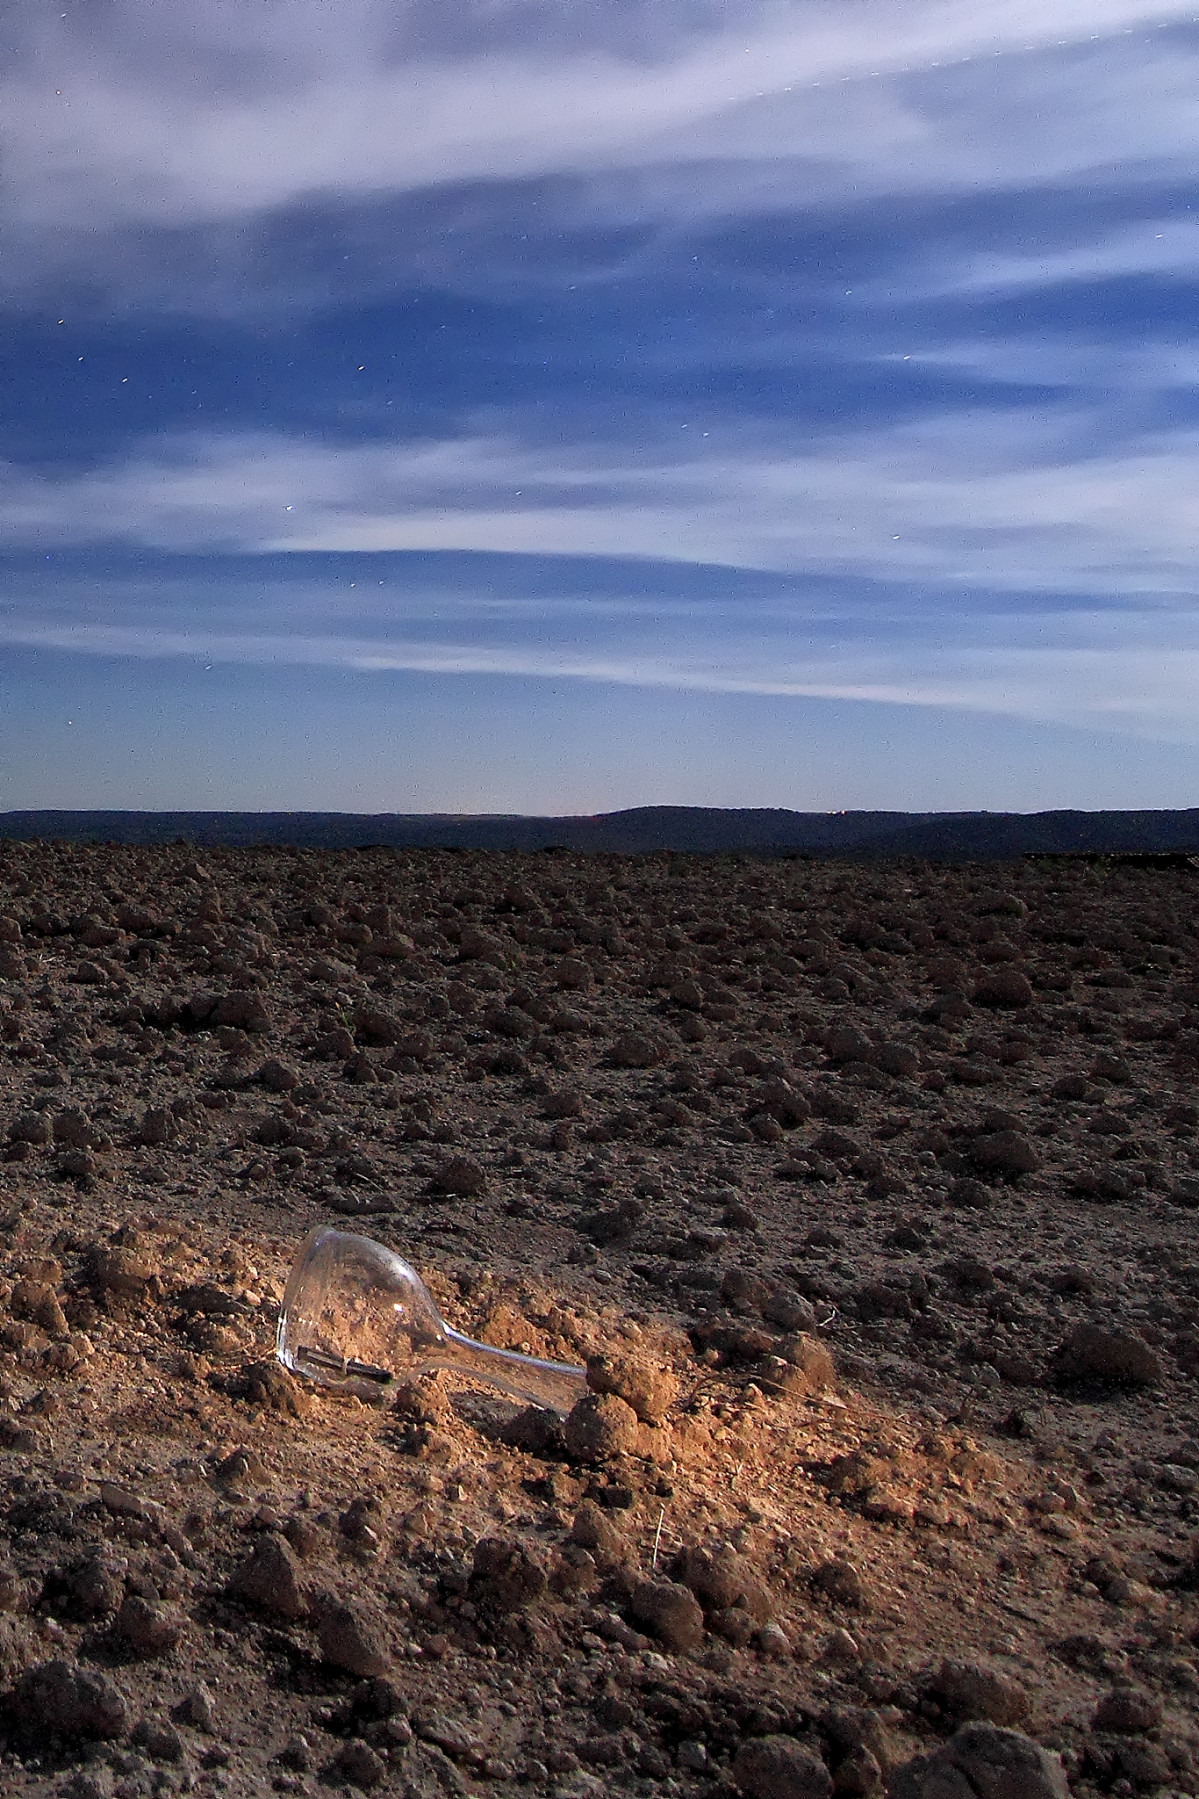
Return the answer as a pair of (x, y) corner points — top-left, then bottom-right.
(2, 1), (1199, 811)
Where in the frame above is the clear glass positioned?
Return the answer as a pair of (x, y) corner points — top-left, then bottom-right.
(276, 1225), (587, 1415)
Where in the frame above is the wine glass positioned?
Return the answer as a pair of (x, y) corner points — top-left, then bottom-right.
(276, 1225), (587, 1415)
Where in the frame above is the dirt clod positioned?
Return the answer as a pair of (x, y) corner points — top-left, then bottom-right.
(888, 1723), (1068, 1799)
(928, 1658), (1029, 1726)
(11, 1659), (129, 1740)
(585, 1349), (678, 1422)
(1051, 1322), (1163, 1386)
(563, 1390), (640, 1462)
(228, 1532), (309, 1620)
(733, 1734), (833, 1799)
(316, 1599), (390, 1677)
(628, 1577), (705, 1652)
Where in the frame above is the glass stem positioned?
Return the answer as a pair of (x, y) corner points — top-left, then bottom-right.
(423, 1327), (587, 1417)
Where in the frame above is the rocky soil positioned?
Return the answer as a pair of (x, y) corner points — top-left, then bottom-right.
(0, 841), (1198, 1799)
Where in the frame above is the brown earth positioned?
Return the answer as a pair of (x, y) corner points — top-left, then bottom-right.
(0, 841), (1197, 1798)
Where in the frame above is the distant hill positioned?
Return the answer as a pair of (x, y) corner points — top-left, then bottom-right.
(2, 805), (1199, 859)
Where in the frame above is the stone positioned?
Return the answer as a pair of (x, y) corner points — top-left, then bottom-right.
(1089, 1051), (1132, 1082)
(581, 1198), (643, 1244)
(228, 1532), (308, 1620)
(238, 1358), (312, 1418)
(629, 1578), (705, 1653)
(671, 977), (706, 1008)
(673, 1544), (774, 1621)
(137, 1107), (176, 1147)
(487, 1005), (537, 1040)
(176, 1684), (216, 1731)
(888, 1723), (1068, 1799)
(369, 934), (416, 962)
(499, 1404), (565, 1456)
(569, 1501), (625, 1560)
(723, 1267), (773, 1311)
(329, 1738), (387, 1789)
(733, 1735), (833, 1799)
(563, 1391), (640, 1463)
(1052, 1324), (1162, 1387)
(714, 1606), (755, 1647)
(429, 1155), (488, 1196)
(210, 990), (271, 1033)
(314, 1025), (356, 1059)
(876, 1042), (920, 1078)
(774, 1334), (836, 1394)
(317, 1600), (390, 1677)
(550, 1544), (599, 1596)
(11, 1659), (129, 1740)
(553, 957), (595, 990)
(339, 1494), (385, 1550)
(470, 1537), (547, 1611)
(929, 1659), (1028, 1726)
(947, 1177), (993, 1211)
(763, 1290), (819, 1332)
(752, 1079), (806, 1122)
(133, 1719), (184, 1762)
(53, 1108), (105, 1148)
(972, 970), (1034, 1009)
(276, 1733), (312, 1770)
(823, 1707), (895, 1775)
(1110, 1739), (1172, 1785)
(259, 1057), (299, 1092)
(413, 1711), (485, 1760)
(833, 1746), (884, 1795)
(458, 927), (508, 963)
(757, 1622), (793, 1660)
(58, 1146), (97, 1178)
(215, 1445), (265, 1489)
(543, 1088), (584, 1119)
(115, 1595), (181, 1659)
(822, 1628), (861, 1664)
(1092, 1685), (1163, 1734)
(43, 1553), (126, 1621)
(976, 891), (1027, 917)
(9, 1111), (51, 1145)
(812, 1560), (867, 1609)
(969, 1130), (1039, 1175)
(586, 1350), (678, 1423)
(825, 1026), (875, 1065)
(608, 1031), (664, 1069)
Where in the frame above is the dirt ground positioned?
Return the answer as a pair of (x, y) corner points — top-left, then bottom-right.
(0, 840), (1198, 1798)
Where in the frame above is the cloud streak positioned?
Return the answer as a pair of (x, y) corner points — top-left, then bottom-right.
(5, 599), (1199, 746)
(3, 1), (1196, 243)
(5, 417), (1199, 598)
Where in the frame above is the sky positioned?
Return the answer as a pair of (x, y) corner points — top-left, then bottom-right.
(2, 0), (1199, 814)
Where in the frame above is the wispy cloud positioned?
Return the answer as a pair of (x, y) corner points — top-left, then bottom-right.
(4, 588), (1199, 745)
(3, 2), (1195, 246)
(5, 399), (1199, 745)
(5, 417), (1199, 598)
(924, 215), (1199, 297)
